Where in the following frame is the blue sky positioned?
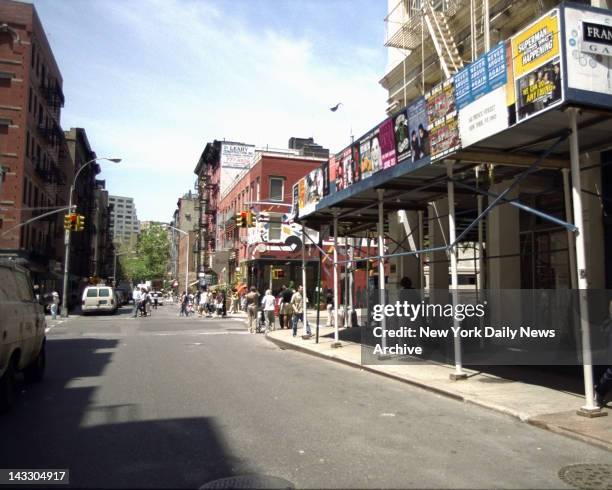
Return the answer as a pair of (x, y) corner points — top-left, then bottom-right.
(31, 0), (389, 221)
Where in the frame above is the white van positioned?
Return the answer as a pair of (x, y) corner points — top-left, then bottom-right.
(0, 261), (46, 411)
(82, 285), (118, 314)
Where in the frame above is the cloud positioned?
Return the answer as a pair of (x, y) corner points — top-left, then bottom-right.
(40, 0), (388, 220)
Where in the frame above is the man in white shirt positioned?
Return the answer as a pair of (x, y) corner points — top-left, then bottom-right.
(132, 287), (142, 318)
(261, 289), (276, 332)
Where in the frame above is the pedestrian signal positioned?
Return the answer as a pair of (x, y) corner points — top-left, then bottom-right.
(235, 212), (244, 228)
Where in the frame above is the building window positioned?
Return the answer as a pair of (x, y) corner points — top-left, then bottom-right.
(269, 218), (282, 241)
(269, 177), (284, 201)
(256, 177), (260, 201)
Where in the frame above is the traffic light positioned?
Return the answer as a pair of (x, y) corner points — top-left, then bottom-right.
(235, 212), (244, 228)
(240, 211), (248, 228)
(247, 211), (255, 227)
(64, 213), (77, 231)
(76, 214), (85, 231)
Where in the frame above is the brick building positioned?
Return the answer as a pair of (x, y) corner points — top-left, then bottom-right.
(0, 0), (70, 291)
(215, 147), (328, 294)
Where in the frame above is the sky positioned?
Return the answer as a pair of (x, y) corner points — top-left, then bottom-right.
(31, 0), (389, 221)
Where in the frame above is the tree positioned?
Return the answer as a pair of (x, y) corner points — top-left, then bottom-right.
(121, 224), (170, 283)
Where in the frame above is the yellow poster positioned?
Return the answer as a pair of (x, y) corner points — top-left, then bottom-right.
(511, 10), (560, 78)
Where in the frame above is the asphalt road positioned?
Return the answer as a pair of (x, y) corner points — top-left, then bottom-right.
(1, 304), (610, 489)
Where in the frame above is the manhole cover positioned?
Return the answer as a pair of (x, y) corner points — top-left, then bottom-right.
(559, 464), (612, 489)
(200, 475), (294, 489)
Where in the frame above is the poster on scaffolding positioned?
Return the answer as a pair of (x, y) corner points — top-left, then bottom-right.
(512, 9), (563, 122)
(458, 85), (509, 148)
(379, 117), (397, 170)
(358, 127), (381, 181)
(393, 106), (411, 163)
(340, 147), (354, 189)
(407, 97), (430, 162)
(301, 167), (323, 217)
(564, 6), (612, 98)
(426, 79), (461, 161)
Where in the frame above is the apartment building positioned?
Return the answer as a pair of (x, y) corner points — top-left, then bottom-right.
(108, 194), (139, 248)
(0, 0), (70, 291)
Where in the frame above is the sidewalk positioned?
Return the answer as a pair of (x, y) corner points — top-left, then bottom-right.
(266, 324), (612, 452)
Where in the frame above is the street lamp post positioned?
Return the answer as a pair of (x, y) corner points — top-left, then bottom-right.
(61, 157), (121, 317)
(164, 224), (189, 293)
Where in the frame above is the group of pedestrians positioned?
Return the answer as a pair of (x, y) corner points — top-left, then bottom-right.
(178, 289), (226, 318)
(244, 284), (310, 336)
(132, 287), (160, 317)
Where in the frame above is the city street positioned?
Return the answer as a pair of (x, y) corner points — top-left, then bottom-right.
(1, 305), (610, 489)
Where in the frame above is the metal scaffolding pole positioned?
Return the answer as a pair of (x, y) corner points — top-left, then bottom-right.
(332, 213), (341, 348)
(377, 189), (388, 357)
(301, 224), (311, 337)
(447, 162), (467, 380)
(418, 210), (425, 290)
(568, 108), (604, 417)
(562, 168), (578, 289)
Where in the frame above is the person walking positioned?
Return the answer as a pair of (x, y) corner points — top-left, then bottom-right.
(245, 286), (260, 333)
(291, 285), (310, 337)
(179, 291), (188, 317)
(280, 284), (294, 330)
(50, 291), (60, 320)
(132, 287), (142, 318)
(325, 288), (334, 327)
(261, 289), (276, 332)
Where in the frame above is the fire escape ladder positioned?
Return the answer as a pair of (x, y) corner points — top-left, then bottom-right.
(423, 0), (463, 79)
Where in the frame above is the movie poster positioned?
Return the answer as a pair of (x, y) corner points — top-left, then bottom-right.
(426, 79), (460, 161)
(426, 79), (456, 127)
(379, 118), (397, 170)
(407, 97), (430, 162)
(292, 182), (299, 219)
(516, 57), (562, 121)
(359, 138), (372, 181)
(322, 160), (330, 197)
(393, 107), (411, 163)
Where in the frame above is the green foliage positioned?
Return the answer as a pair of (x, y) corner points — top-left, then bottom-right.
(120, 224), (170, 283)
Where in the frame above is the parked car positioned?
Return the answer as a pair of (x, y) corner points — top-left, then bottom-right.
(0, 261), (46, 412)
(82, 285), (118, 315)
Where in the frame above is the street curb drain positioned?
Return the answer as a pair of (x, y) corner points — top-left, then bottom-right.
(200, 475), (294, 489)
(558, 463), (612, 489)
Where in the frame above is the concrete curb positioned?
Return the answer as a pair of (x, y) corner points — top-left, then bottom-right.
(265, 333), (612, 453)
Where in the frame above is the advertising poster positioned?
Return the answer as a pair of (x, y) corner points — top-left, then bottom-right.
(511, 10), (560, 78)
(407, 97), (430, 162)
(487, 42), (508, 91)
(379, 118), (397, 170)
(454, 67), (472, 110)
(351, 143), (361, 183)
(393, 107), (411, 163)
(335, 151), (345, 191)
(291, 182), (299, 219)
(565, 7), (612, 97)
(426, 79), (456, 127)
(459, 85), (509, 148)
(426, 80), (459, 161)
(469, 54), (489, 100)
(326, 155), (336, 195)
(301, 167), (323, 216)
(512, 9), (563, 122)
(322, 160), (330, 197)
(505, 40), (517, 126)
(516, 57), (562, 121)
(359, 127), (381, 180)
(219, 142), (256, 195)
(341, 147), (354, 189)
(298, 178), (305, 213)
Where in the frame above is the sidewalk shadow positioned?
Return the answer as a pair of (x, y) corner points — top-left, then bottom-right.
(0, 337), (249, 488)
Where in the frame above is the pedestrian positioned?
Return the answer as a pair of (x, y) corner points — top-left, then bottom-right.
(325, 288), (334, 327)
(245, 286), (260, 333)
(280, 284), (294, 330)
(132, 287), (142, 318)
(261, 289), (276, 332)
(291, 285), (310, 337)
(277, 287), (285, 329)
(140, 288), (149, 317)
(153, 291), (159, 309)
(215, 291), (224, 317)
(240, 292), (247, 312)
(229, 289), (238, 314)
(179, 291), (188, 317)
(50, 290), (60, 320)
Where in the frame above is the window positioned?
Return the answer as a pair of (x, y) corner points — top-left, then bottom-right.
(22, 177), (27, 204)
(28, 87), (32, 113)
(269, 218), (282, 241)
(86, 289), (98, 298)
(269, 177), (284, 201)
(256, 178), (260, 201)
(99, 288), (110, 297)
(25, 131), (30, 157)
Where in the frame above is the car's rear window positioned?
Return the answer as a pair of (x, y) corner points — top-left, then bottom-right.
(86, 289), (98, 297)
(99, 289), (110, 297)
